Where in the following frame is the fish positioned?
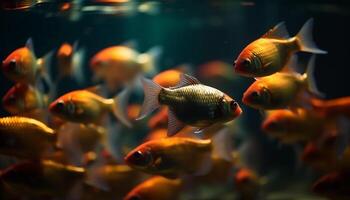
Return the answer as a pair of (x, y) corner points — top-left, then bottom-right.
(124, 129), (232, 178)
(152, 68), (185, 88)
(234, 168), (264, 200)
(85, 163), (142, 197)
(49, 88), (131, 126)
(311, 96), (350, 118)
(312, 171), (350, 200)
(124, 176), (182, 200)
(2, 83), (48, 115)
(90, 45), (161, 92)
(0, 0), (50, 10)
(0, 160), (85, 198)
(138, 73), (242, 136)
(234, 18), (326, 77)
(0, 116), (56, 159)
(242, 55), (321, 110)
(197, 61), (237, 81)
(2, 38), (52, 85)
(261, 108), (329, 144)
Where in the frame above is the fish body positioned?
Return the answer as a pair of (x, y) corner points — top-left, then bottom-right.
(90, 45), (160, 91)
(49, 89), (130, 126)
(2, 39), (51, 84)
(153, 69), (182, 88)
(2, 83), (47, 114)
(125, 137), (212, 178)
(234, 168), (262, 200)
(311, 97), (350, 118)
(0, 116), (55, 158)
(234, 19), (326, 77)
(124, 176), (182, 200)
(242, 72), (306, 109)
(139, 74), (241, 136)
(0, 160), (85, 197)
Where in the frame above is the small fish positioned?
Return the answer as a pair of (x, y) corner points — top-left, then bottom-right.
(2, 83), (48, 114)
(0, 0), (49, 10)
(234, 18), (326, 77)
(90, 45), (161, 92)
(311, 96), (350, 118)
(124, 176), (182, 200)
(2, 38), (52, 85)
(312, 171), (350, 200)
(85, 163), (142, 196)
(124, 130), (232, 178)
(138, 73), (242, 136)
(0, 160), (85, 197)
(234, 168), (264, 200)
(197, 61), (236, 81)
(49, 88), (131, 126)
(0, 116), (56, 159)
(262, 108), (328, 143)
(242, 55), (321, 110)
(56, 42), (85, 85)
(153, 69), (183, 88)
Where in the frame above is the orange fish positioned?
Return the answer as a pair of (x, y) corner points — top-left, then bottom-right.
(312, 171), (350, 200)
(49, 89), (130, 126)
(2, 38), (52, 85)
(2, 83), (48, 114)
(90, 45), (161, 92)
(0, 160), (85, 198)
(311, 96), (350, 118)
(242, 55), (321, 110)
(124, 130), (231, 178)
(124, 176), (182, 200)
(234, 19), (326, 77)
(234, 168), (263, 199)
(153, 69), (183, 88)
(261, 108), (329, 144)
(0, 116), (56, 159)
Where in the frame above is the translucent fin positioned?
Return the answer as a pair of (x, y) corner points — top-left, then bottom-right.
(85, 157), (110, 191)
(296, 18), (327, 54)
(104, 118), (123, 162)
(139, 46), (162, 75)
(25, 38), (35, 52)
(173, 73), (201, 89)
(138, 2), (161, 15)
(56, 122), (84, 166)
(37, 50), (54, 90)
(282, 54), (299, 73)
(167, 108), (185, 136)
(137, 78), (162, 120)
(121, 39), (138, 49)
(211, 127), (233, 162)
(112, 89), (132, 127)
(72, 42), (86, 85)
(262, 22), (290, 39)
(304, 55), (325, 97)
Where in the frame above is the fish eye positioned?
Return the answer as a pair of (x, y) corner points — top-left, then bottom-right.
(261, 88), (271, 102)
(251, 91), (260, 99)
(56, 100), (65, 109)
(230, 101), (238, 109)
(130, 150), (152, 166)
(8, 95), (16, 102)
(9, 60), (17, 69)
(243, 59), (251, 66)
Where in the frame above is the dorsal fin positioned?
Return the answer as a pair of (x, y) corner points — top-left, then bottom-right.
(262, 22), (290, 39)
(25, 38), (34, 52)
(281, 54), (299, 73)
(173, 74), (201, 89)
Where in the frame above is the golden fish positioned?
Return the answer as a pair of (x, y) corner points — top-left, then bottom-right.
(0, 116), (56, 159)
(124, 176), (182, 200)
(49, 89), (131, 126)
(234, 18), (326, 77)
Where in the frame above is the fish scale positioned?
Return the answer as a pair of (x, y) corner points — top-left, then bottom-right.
(0, 116), (55, 135)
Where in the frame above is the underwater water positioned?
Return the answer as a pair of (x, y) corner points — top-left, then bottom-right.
(0, 0), (350, 199)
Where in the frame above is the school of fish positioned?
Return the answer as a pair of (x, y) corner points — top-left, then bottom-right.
(0, 15), (349, 200)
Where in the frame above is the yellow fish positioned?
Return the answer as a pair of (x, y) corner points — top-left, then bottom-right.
(234, 19), (326, 77)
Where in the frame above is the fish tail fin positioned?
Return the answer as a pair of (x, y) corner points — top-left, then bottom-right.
(295, 18), (327, 54)
(137, 2), (161, 15)
(103, 118), (123, 162)
(37, 50), (54, 91)
(304, 55), (325, 97)
(85, 157), (110, 191)
(112, 88), (132, 127)
(72, 42), (86, 86)
(211, 127), (233, 162)
(137, 78), (162, 120)
(139, 46), (162, 75)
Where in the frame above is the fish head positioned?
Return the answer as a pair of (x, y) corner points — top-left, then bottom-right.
(2, 83), (29, 113)
(234, 50), (262, 77)
(221, 95), (242, 120)
(124, 144), (154, 172)
(124, 193), (143, 200)
(242, 82), (272, 109)
(49, 95), (80, 121)
(57, 43), (73, 67)
(261, 110), (294, 135)
(2, 47), (34, 82)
